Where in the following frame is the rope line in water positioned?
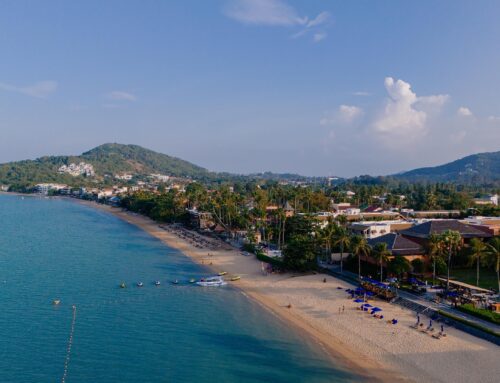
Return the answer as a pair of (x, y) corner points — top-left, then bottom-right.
(61, 305), (77, 383)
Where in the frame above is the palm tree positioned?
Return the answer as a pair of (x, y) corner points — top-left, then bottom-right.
(333, 226), (350, 273)
(371, 242), (391, 282)
(440, 230), (462, 292)
(485, 237), (500, 293)
(428, 233), (444, 285)
(468, 238), (488, 287)
(318, 221), (336, 263)
(350, 235), (370, 280)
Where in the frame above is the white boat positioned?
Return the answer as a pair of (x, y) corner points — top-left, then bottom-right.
(137, 282), (144, 287)
(154, 281), (161, 286)
(196, 276), (227, 287)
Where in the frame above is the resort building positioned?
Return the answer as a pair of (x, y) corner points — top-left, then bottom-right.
(368, 233), (425, 262)
(461, 216), (500, 236)
(400, 219), (492, 246)
(473, 194), (499, 206)
(349, 220), (414, 239)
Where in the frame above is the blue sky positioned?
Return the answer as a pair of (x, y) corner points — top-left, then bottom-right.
(1, 0), (499, 176)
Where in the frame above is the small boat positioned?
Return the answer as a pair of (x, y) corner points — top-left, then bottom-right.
(172, 280), (179, 285)
(120, 282), (126, 289)
(189, 278), (196, 284)
(230, 275), (241, 281)
(196, 276), (227, 287)
(218, 271), (227, 276)
(154, 281), (161, 286)
(52, 299), (61, 305)
(137, 282), (144, 287)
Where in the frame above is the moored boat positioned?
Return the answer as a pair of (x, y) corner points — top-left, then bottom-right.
(154, 280), (161, 286)
(137, 282), (144, 287)
(120, 282), (126, 289)
(196, 276), (227, 287)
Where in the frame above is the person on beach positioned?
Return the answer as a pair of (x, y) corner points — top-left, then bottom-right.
(342, 305), (345, 313)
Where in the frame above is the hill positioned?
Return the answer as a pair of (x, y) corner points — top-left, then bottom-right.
(0, 143), (210, 187)
(393, 151), (500, 183)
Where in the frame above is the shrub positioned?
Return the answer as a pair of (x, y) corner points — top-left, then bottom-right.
(457, 304), (500, 325)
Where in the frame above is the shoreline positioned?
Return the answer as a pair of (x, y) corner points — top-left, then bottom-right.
(72, 199), (403, 382)
(54, 197), (500, 383)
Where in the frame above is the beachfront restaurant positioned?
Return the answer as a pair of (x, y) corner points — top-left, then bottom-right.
(360, 277), (397, 301)
(436, 277), (497, 309)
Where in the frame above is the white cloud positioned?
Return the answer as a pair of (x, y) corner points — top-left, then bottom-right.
(320, 104), (363, 126)
(224, 1), (330, 42)
(106, 91), (136, 101)
(224, 0), (306, 26)
(313, 32), (327, 43)
(487, 115), (500, 122)
(457, 106), (472, 117)
(353, 91), (370, 96)
(0, 80), (58, 99)
(307, 11), (330, 28)
(373, 77), (448, 141)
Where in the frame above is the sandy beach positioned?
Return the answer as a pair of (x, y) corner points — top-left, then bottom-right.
(77, 200), (500, 383)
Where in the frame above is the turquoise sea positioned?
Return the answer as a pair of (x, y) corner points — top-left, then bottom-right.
(0, 194), (359, 383)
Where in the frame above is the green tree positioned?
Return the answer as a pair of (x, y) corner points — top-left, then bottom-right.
(485, 237), (500, 292)
(468, 238), (488, 287)
(283, 234), (316, 271)
(428, 233), (444, 285)
(350, 235), (370, 280)
(333, 226), (351, 273)
(440, 230), (462, 291)
(389, 255), (411, 279)
(371, 242), (391, 282)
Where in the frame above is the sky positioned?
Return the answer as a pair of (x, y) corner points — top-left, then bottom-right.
(0, 0), (499, 177)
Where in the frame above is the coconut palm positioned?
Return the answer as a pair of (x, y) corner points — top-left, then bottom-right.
(485, 237), (500, 293)
(468, 238), (488, 287)
(428, 233), (444, 285)
(371, 242), (391, 282)
(350, 235), (370, 280)
(333, 226), (350, 273)
(440, 230), (462, 291)
(318, 221), (337, 262)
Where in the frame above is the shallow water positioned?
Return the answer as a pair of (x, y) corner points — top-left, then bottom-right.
(0, 194), (360, 382)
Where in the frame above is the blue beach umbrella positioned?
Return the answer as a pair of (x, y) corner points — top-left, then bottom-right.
(362, 303), (373, 307)
(353, 299), (364, 303)
(371, 307), (382, 312)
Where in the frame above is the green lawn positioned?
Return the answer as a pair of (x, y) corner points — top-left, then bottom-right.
(449, 267), (498, 290)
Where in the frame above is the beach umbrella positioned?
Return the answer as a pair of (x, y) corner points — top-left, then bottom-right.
(371, 307), (382, 312)
(362, 303), (373, 307)
(353, 299), (364, 303)
(366, 291), (375, 296)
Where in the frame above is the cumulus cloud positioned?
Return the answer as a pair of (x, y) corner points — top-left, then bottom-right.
(106, 91), (137, 101)
(457, 106), (472, 117)
(373, 77), (448, 142)
(224, 0), (330, 42)
(0, 80), (58, 99)
(320, 104), (363, 125)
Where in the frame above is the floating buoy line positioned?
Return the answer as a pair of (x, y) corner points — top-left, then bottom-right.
(61, 305), (77, 383)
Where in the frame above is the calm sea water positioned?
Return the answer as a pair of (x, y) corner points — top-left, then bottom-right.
(0, 194), (359, 383)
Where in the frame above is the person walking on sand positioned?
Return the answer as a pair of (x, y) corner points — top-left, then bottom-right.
(342, 305), (345, 313)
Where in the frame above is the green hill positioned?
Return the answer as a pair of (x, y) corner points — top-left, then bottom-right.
(0, 143), (210, 187)
(394, 151), (500, 183)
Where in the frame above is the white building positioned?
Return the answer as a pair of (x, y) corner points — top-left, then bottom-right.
(58, 162), (95, 177)
(36, 183), (67, 195)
